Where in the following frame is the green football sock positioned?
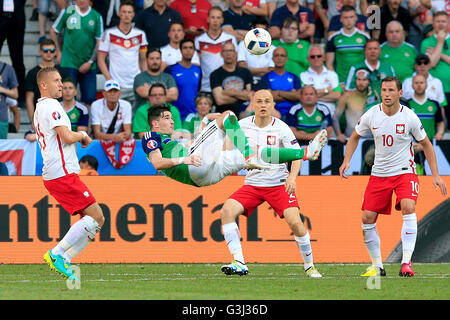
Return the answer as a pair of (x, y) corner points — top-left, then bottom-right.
(261, 147), (306, 163)
(223, 113), (255, 159)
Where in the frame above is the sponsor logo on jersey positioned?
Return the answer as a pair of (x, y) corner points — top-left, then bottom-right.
(396, 124), (405, 134)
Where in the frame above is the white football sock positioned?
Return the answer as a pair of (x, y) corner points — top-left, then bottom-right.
(53, 215), (100, 262)
(222, 222), (245, 264)
(401, 213), (417, 264)
(362, 223), (383, 269)
(294, 232), (314, 270)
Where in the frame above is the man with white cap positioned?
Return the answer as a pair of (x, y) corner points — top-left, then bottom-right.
(90, 79), (132, 143)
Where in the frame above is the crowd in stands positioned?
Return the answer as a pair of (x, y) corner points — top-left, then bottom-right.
(0, 0), (449, 173)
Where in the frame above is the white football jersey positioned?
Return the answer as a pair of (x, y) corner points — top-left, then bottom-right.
(90, 98), (132, 134)
(34, 97), (80, 180)
(239, 116), (301, 187)
(99, 26), (148, 88)
(355, 103), (427, 177)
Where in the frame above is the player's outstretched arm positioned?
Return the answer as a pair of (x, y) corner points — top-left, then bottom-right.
(148, 149), (202, 170)
(418, 137), (448, 196)
(339, 130), (361, 179)
(54, 126), (91, 147)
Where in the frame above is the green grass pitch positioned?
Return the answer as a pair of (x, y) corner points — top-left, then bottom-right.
(0, 263), (449, 300)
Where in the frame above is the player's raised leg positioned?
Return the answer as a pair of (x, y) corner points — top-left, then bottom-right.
(284, 208), (322, 278)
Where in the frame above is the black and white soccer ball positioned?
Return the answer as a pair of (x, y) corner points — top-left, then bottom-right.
(244, 28), (272, 55)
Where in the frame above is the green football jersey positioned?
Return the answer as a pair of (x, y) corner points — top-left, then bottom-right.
(326, 29), (370, 83)
(380, 41), (417, 82)
(142, 131), (196, 186)
(421, 35), (450, 93)
(407, 98), (442, 139)
(132, 102), (182, 139)
(346, 61), (396, 98)
(183, 113), (202, 134)
(53, 5), (103, 69)
(272, 39), (310, 76)
(286, 103), (333, 133)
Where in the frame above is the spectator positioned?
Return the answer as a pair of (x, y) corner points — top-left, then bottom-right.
(421, 11), (450, 129)
(402, 0), (434, 50)
(0, 61), (19, 139)
(333, 68), (378, 142)
(271, 17), (311, 76)
(242, 0), (269, 17)
(222, 0), (257, 42)
(301, 44), (342, 115)
(79, 155), (99, 176)
(195, 6), (238, 93)
(287, 85), (333, 141)
(402, 54), (447, 110)
(160, 21), (201, 71)
(60, 78), (89, 133)
(98, 1), (149, 108)
(345, 39), (396, 98)
(165, 39), (202, 120)
(260, 47), (301, 118)
(170, 0), (212, 40)
(327, 0), (370, 38)
(314, 0), (369, 30)
(325, 5), (370, 84)
(24, 39), (68, 129)
(51, 0), (104, 106)
(210, 41), (253, 115)
(406, 74), (445, 141)
(91, 80), (132, 143)
(380, 20), (417, 82)
(132, 83), (182, 138)
(183, 93), (213, 134)
(6, 97), (20, 134)
(37, 0), (62, 44)
(372, 0), (412, 44)
(0, 0), (26, 104)
(237, 17), (275, 90)
(133, 48), (179, 112)
(269, 0), (315, 41)
(134, 0), (182, 49)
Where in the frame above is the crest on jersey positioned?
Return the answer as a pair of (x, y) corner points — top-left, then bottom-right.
(52, 111), (61, 120)
(396, 124), (405, 134)
(147, 140), (158, 149)
(267, 135), (276, 146)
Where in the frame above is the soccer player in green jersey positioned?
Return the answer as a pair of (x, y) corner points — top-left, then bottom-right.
(142, 90), (328, 187)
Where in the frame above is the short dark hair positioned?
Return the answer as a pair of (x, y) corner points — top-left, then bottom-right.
(365, 39), (380, 48)
(180, 38), (195, 49)
(79, 155), (99, 171)
(40, 38), (56, 50)
(148, 105), (171, 129)
(381, 76), (402, 91)
(341, 5), (356, 13)
(146, 47), (161, 58)
(148, 82), (167, 97)
(62, 77), (76, 85)
(281, 16), (299, 29)
(119, 0), (134, 10)
(169, 20), (184, 29)
(433, 11), (448, 19)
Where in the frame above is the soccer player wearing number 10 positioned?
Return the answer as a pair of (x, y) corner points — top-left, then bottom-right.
(339, 76), (447, 277)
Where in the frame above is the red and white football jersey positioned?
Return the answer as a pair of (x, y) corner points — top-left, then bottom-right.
(34, 97), (80, 180)
(99, 26), (148, 88)
(194, 31), (237, 92)
(239, 116), (301, 187)
(355, 103), (427, 177)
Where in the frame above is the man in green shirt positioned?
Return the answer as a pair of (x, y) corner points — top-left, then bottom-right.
(132, 83), (182, 139)
(380, 21), (417, 82)
(271, 17), (310, 76)
(142, 90), (328, 187)
(421, 11), (450, 129)
(346, 39), (396, 98)
(50, 0), (103, 105)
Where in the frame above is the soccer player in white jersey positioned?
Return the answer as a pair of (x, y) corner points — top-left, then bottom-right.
(339, 76), (447, 277)
(220, 90), (323, 278)
(34, 67), (105, 280)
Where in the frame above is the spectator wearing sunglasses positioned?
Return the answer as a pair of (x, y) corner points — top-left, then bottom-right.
(24, 38), (68, 130)
(402, 54), (447, 110)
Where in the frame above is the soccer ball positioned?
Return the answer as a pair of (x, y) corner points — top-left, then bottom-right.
(244, 28), (272, 55)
